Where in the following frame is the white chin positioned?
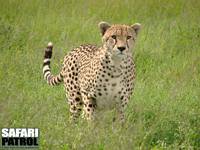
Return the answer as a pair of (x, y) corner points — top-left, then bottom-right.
(112, 53), (125, 60)
(117, 52), (126, 57)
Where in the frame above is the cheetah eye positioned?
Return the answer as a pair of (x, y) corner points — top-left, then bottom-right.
(111, 35), (117, 39)
(127, 36), (132, 40)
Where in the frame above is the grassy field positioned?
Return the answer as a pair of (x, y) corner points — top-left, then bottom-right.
(0, 0), (200, 149)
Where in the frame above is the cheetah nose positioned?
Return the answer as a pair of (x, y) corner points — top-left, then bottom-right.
(117, 46), (126, 52)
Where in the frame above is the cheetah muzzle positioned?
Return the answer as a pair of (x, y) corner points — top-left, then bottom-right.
(43, 21), (141, 122)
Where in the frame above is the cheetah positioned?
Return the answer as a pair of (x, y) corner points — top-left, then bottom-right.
(42, 21), (141, 122)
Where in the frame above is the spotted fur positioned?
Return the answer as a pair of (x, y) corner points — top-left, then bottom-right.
(42, 22), (141, 122)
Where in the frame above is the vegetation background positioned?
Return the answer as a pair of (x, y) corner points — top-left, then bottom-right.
(0, 0), (199, 149)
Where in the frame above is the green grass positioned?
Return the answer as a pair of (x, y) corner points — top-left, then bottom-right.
(0, 0), (200, 149)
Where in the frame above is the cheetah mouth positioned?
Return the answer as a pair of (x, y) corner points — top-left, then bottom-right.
(112, 53), (126, 59)
(117, 52), (125, 56)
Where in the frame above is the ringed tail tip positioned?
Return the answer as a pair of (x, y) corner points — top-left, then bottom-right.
(47, 42), (53, 48)
(48, 42), (53, 46)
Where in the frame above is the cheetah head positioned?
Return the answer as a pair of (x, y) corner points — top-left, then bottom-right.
(99, 21), (141, 59)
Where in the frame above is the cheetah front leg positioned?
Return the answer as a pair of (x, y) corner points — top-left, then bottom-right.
(115, 94), (130, 123)
(81, 93), (97, 121)
(115, 105), (125, 123)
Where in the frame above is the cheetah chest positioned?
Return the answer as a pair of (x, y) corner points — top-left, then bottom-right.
(95, 77), (123, 110)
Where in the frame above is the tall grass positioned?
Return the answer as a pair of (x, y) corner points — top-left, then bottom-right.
(0, 0), (200, 149)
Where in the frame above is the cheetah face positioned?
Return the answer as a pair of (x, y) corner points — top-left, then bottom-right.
(99, 22), (141, 59)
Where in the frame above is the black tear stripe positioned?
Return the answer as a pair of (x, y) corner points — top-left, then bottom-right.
(114, 38), (117, 46)
(44, 50), (52, 59)
(126, 40), (129, 49)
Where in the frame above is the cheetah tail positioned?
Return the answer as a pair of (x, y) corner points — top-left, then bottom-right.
(43, 42), (63, 86)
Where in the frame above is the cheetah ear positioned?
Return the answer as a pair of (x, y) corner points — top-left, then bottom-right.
(131, 23), (141, 35)
(98, 21), (111, 36)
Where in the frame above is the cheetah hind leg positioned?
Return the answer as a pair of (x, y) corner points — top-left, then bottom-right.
(81, 93), (97, 121)
(68, 95), (83, 122)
